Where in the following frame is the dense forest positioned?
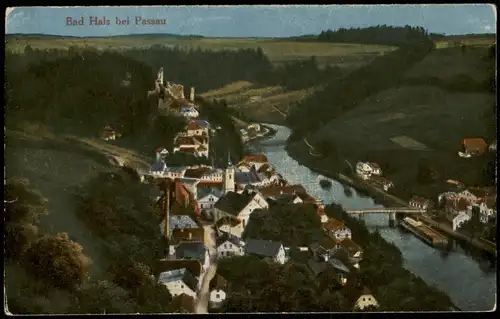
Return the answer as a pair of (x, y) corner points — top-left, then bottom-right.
(124, 45), (339, 92)
(290, 25), (435, 46)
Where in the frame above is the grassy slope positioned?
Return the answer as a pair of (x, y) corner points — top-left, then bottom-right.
(301, 44), (495, 199)
(5, 124), (152, 280)
(6, 35), (396, 68)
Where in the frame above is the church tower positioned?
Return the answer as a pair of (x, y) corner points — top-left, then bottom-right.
(157, 67), (164, 85)
(223, 151), (235, 194)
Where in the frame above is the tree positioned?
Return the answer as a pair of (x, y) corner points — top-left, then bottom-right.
(25, 233), (92, 289)
(416, 161), (439, 184)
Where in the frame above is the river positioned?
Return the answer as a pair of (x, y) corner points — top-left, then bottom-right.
(248, 124), (496, 312)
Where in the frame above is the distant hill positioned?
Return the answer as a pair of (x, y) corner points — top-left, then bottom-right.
(6, 33), (205, 39)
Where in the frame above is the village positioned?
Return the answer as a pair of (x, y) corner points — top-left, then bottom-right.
(97, 68), (378, 313)
(354, 139), (497, 244)
(98, 68), (496, 314)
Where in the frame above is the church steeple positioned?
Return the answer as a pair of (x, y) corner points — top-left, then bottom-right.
(223, 150), (235, 194)
(227, 150), (232, 168)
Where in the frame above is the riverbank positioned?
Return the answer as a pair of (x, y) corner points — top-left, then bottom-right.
(285, 139), (497, 258)
(243, 124), (277, 145)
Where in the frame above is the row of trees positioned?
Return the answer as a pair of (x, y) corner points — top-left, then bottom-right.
(292, 25), (433, 47)
(242, 203), (323, 247)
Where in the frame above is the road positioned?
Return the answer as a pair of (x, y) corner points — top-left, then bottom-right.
(194, 225), (218, 314)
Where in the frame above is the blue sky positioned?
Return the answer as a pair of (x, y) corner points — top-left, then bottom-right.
(5, 5), (497, 37)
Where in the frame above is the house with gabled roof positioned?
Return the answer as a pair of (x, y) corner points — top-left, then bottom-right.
(154, 259), (203, 279)
(166, 293), (196, 313)
(338, 238), (363, 264)
(353, 287), (379, 311)
(214, 216), (244, 237)
(157, 268), (199, 298)
(244, 238), (286, 264)
(160, 214), (199, 238)
(460, 138), (488, 157)
(216, 231), (245, 259)
(238, 155), (269, 171)
(175, 241), (210, 271)
(213, 190), (269, 230)
(409, 195), (432, 210)
(324, 218), (352, 240)
(209, 274), (229, 308)
(197, 186), (224, 216)
(180, 106), (199, 118)
(309, 234), (342, 262)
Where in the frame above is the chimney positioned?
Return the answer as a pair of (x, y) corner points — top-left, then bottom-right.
(190, 87), (195, 102)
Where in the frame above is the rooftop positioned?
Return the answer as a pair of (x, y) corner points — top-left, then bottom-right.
(245, 238), (282, 257)
(240, 154), (269, 163)
(154, 258), (202, 277)
(324, 218), (346, 232)
(158, 268), (198, 293)
(175, 241), (208, 263)
(171, 228), (205, 243)
(216, 231), (245, 247)
(214, 191), (256, 217)
(339, 238), (362, 254)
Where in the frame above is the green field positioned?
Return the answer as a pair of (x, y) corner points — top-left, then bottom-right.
(5, 35), (397, 68)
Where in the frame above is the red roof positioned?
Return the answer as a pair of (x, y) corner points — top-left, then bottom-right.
(462, 138), (487, 153)
(155, 147), (167, 153)
(324, 218), (346, 232)
(175, 136), (197, 146)
(187, 121), (201, 130)
(241, 154), (268, 163)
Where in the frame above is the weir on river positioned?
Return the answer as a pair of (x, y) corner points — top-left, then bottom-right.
(247, 124), (496, 312)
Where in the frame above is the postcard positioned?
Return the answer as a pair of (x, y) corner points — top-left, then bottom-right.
(4, 5), (497, 315)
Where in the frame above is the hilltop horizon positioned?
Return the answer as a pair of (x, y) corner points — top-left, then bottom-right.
(6, 5), (496, 38)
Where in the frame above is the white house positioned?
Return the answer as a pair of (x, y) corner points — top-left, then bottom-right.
(197, 187), (223, 214)
(467, 198), (497, 224)
(409, 196), (431, 210)
(200, 169), (224, 183)
(216, 232), (245, 259)
(245, 238), (286, 265)
(215, 217), (244, 238)
(452, 212), (471, 231)
(165, 167), (188, 180)
(356, 162), (373, 180)
(180, 106), (199, 118)
(209, 274), (229, 308)
(367, 162), (382, 176)
(458, 189), (481, 204)
(353, 288), (379, 311)
(324, 218), (352, 240)
(213, 190), (269, 230)
(158, 268), (199, 298)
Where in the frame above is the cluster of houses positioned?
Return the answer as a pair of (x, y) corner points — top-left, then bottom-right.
(150, 147), (379, 311)
(239, 123), (269, 143)
(355, 161), (394, 192)
(437, 186), (497, 231)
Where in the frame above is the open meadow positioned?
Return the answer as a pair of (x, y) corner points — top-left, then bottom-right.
(6, 35), (397, 68)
